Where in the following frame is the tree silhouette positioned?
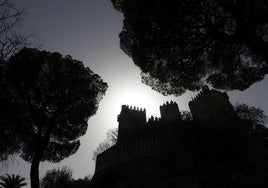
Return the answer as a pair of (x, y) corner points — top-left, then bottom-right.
(111, 0), (268, 95)
(41, 167), (91, 188)
(0, 0), (30, 158)
(234, 103), (268, 145)
(0, 48), (108, 188)
(0, 0), (30, 62)
(92, 128), (117, 161)
(0, 58), (22, 160)
(0, 174), (27, 188)
(40, 167), (73, 188)
(235, 103), (267, 126)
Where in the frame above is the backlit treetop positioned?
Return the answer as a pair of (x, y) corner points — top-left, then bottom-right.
(112, 0), (268, 95)
(0, 48), (108, 188)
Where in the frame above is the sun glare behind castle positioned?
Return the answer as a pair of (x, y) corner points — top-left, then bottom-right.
(116, 88), (161, 119)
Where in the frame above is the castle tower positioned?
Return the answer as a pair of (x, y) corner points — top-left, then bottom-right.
(189, 85), (237, 123)
(117, 105), (146, 143)
(160, 101), (181, 123)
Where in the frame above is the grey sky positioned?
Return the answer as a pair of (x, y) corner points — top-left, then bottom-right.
(1, 0), (268, 186)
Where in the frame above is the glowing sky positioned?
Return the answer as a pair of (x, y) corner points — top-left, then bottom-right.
(2, 0), (268, 185)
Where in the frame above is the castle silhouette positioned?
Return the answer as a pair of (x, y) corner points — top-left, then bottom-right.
(91, 86), (241, 188)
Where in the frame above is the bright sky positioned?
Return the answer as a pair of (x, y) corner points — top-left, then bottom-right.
(2, 0), (268, 186)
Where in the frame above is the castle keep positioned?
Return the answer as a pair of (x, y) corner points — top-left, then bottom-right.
(189, 85), (237, 123)
(91, 86), (239, 188)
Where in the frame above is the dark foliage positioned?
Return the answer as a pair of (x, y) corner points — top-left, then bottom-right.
(0, 61), (22, 161)
(180, 111), (193, 121)
(41, 167), (91, 188)
(41, 167), (73, 188)
(235, 103), (267, 126)
(92, 128), (118, 161)
(235, 103), (268, 145)
(0, 174), (27, 188)
(111, 0), (268, 95)
(0, 48), (107, 188)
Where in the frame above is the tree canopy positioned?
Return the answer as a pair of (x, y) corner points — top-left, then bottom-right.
(234, 103), (268, 144)
(111, 0), (268, 95)
(0, 48), (108, 188)
(41, 167), (91, 188)
(235, 103), (267, 126)
(40, 167), (73, 188)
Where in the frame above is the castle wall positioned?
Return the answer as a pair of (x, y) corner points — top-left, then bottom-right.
(94, 88), (238, 175)
(160, 101), (181, 123)
(117, 105), (146, 143)
(95, 136), (165, 173)
(189, 86), (237, 123)
(95, 101), (183, 173)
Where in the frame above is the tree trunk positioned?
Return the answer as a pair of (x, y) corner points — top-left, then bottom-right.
(30, 136), (49, 188)
(30, 154), (42, 188)
(30, 140), (46, 188)
(30, 126), (52, 188)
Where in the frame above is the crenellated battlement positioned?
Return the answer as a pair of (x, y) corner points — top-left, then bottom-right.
(190, 85), (228, 104)
(190, 89), (204, 103)
(147, 116), (161, 126)
(160, 101), (182, 122)
(118, 101), (182, 143)
(160, 100), (177, 107)
(117, 105), (147, 142)
(121, 104), (146, 112)
(118, 105), (147, 122)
